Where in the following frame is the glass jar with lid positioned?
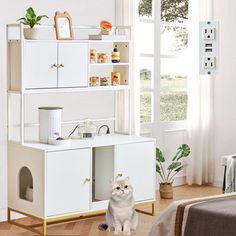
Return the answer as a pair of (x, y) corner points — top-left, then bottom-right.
(78, 119), (97, 139)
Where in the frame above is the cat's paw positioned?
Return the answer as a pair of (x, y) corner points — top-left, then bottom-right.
(123, 229), (131, 235)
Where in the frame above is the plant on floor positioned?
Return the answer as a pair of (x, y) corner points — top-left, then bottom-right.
(156, 144), (190, 199)
(156, 144), (190, 183)
(17, 7), (48, 28)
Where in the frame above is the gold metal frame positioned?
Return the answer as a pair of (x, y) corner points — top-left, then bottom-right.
(8, 201), (156, 235)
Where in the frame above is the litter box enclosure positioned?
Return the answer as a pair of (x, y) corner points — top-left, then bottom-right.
(8, 143), (45, 218)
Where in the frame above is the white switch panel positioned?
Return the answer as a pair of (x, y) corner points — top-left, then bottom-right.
(199, 21), (219, 75)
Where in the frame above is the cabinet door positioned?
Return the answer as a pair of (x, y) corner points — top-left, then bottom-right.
(46, 149), (91, 216)
(58, 42), (88, 88)
(115, 142), (155, 202)
(24, 42), (58, 89)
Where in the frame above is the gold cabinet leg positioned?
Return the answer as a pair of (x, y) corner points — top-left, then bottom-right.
(43, 220), (47, 236)
(152, 202), (156, 216)
(7, 208), (11, 223)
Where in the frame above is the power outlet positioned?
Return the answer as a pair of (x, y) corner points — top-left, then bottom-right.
(199, 21), (218, 75)
(203, 56), (215, 69)
(202, 27), (215, 40)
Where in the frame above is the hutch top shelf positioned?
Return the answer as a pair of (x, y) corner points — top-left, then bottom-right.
(7, 24), (132, 94)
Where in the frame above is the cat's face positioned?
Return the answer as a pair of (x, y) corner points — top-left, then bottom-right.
(110, 177), (133, 200)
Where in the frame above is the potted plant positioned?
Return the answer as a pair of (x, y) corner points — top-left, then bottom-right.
(17, 7), (48, 39)
(156, 144), (190, 199)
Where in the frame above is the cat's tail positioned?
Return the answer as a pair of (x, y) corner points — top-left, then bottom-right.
(98, 223), (109, 231)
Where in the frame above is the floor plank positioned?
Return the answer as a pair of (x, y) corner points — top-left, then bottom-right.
(0, 185), (221, 235)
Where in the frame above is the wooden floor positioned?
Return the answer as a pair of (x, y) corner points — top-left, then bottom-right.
(0, 185), (221, 236)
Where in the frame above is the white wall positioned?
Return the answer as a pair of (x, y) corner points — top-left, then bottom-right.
(0, 0), (115, 221)
(213, 0), (236, 186)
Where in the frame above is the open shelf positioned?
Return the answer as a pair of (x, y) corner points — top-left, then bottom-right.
(92, 146), (114, 202)
(8, 85), (130, 94)
(89, 62), (130, 66)
(89, 40), (131, 43)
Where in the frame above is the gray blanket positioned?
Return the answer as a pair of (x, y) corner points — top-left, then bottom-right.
(184, 197), (236, 236)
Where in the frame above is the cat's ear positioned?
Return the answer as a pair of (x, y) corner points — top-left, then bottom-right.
(125, 176), (130, 182)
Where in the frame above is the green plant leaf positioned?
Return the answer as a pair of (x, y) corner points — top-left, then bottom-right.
(17, 7), (48, 28)
(156, 148), (165, 163)
(26, 7), (36, 18)
(174, 164), (188, 172)
(36, 15), (48, 21)
(167, 162), (182, 171)
(17, 17), (26, 22)
(172, 144), (190, 161)
(156, 163), (161, 173)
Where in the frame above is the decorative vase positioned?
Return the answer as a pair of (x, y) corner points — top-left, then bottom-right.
(24, 28), (39, 40)
(159, 183), (173, 199)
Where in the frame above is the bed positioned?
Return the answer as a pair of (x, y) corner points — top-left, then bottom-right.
(149, 193), (236, 236)
(149, 155), (236, 236)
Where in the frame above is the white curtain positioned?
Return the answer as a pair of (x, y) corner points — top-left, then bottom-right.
(186, 0), (214, 185)
(115, 0), (140, 135)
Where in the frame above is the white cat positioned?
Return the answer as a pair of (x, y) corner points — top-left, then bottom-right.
(99, 177), (138, 235)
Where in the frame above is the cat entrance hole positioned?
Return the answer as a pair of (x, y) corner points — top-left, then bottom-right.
(19, 166), (33, 202)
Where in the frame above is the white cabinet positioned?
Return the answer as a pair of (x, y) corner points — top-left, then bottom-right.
(115, 142), (155, 202)
(24, 42), (88, 89)
(24, 42), (58, 89)
(58, 42), (88, 88)
(46, 148), (91, 216)
(8, 135), (155, 222)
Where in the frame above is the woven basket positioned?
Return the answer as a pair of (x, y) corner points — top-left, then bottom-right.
(159, 183), (173, 199)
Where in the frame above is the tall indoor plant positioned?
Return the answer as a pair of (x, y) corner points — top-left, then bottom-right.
(17, 7), (48, 39)
(156, 144), (190, 199)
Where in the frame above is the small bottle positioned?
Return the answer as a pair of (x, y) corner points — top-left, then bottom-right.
(98, 53), (108, 63)
(111, 72), (120, 85)
(111, 47), (120, 63)
(90, 49), (97, 63)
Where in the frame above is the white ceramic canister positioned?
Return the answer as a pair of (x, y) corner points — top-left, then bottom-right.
(38, 107), (62, 144)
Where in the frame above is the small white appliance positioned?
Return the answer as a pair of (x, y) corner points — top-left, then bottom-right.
(38, 107), (62, 144)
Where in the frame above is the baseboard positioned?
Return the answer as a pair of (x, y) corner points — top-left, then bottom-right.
(173, 175), (187, 187)
(213, 179), (223, 188)
(0, 208), (7, 222)
(0, 207), (25, 222)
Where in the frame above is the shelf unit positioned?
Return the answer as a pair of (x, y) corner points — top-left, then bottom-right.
(7, 24), (156, 236)
(7, 24), (132, 145)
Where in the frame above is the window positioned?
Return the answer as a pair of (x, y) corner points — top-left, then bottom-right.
(138, 0), (189, 123)
(138, 0), (155, 123)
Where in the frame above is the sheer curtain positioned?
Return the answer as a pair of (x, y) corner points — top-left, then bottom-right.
(115, 0), (140, 135)
(186, 0), (214, 185)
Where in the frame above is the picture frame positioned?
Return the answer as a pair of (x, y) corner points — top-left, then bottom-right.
(54, 11), (74, 40)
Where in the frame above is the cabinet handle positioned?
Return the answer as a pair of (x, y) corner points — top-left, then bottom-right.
(58, 64), (64, 68)
(117, 173), (123, 177)
(84, 178), (91, 183)
(51, 64), (58, 68)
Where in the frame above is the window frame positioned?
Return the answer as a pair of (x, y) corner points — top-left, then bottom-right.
(138, 0), (189, 129)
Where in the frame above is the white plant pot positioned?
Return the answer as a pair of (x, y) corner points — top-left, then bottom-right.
(24, 28), (39, 40)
